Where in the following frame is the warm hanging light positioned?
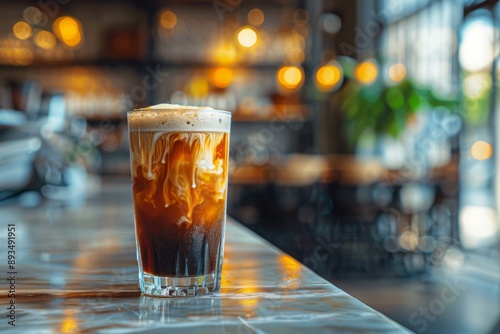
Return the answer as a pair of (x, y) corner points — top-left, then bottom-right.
(316, 62), (343, 91)
(213, 41), (238, 65)
(211, 67), (234, 89)
(236, 26), (258, 48)
(186, 76), (210, 99)
(471, 141), (492, 160)
(53, 16), (83, 48)
(13, 21), (32, 40)
(34, 30), (56, 49)
(277, 66), (304, 91)
(355, 60), (378, 84)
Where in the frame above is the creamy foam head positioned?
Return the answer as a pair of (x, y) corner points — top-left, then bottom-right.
(128, 104), (231, 132)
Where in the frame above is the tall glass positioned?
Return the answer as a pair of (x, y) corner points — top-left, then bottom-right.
(127, 105), (231, 297)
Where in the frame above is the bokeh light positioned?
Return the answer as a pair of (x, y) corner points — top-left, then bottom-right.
(316, 62), (343, 91)
(460, 19), (497, 72)
(283, 30), (306, 64)
(320, 13), (342, 34)
(471, 141), (492, 160)
(23, 6), (44, 25)
(13, 21), (32, 40)
(186, 76), (210, 98)
(213, 42), (238, 64)
(0, 39), (34, 66)
(388, 63), (407, 82)
(53, 16), (83, 47)
(236, 26), (258, 48)
(355, 60), (378, 84)
(248, 8), (264, 27)
(211, 67), (234, 89)
(399, 231), (419, 251)
(460, 206), (498, 248)
(34, 30), (56, 49)
(159, 10), (177, 29)
(277, 66), (304, 91)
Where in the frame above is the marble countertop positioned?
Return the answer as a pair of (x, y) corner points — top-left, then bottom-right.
(0, 180), (411, 333)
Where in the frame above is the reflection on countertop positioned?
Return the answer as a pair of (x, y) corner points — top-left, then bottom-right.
(0, 179), (410, 333)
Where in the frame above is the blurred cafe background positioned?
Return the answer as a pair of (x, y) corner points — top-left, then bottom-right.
(1, 0), (500, 332)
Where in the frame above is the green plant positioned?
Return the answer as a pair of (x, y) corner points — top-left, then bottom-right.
(339, 59), (458, 147)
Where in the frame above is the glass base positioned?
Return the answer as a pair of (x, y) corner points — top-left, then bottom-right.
(139, 272), (219, 297)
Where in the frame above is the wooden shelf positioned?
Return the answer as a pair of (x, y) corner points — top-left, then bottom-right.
(74, 105), (310, 124)
(232, 114), (310, 123)
(0, 59), (285, 71)
(232, 105), (310, 122)
(230, 154), (459, 186)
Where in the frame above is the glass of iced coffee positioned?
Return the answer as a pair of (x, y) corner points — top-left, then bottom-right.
(127, 104), (231, 297)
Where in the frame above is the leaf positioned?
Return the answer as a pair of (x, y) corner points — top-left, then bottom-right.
(340, 59), (459, 145)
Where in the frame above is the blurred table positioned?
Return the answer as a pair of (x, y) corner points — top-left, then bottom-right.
(0, 179), (410, 333)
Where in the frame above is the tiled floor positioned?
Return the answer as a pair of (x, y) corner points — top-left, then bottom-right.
(238, 215), (500, 333)
(234, 202), (500, 334)
(331, 266), (500, 334)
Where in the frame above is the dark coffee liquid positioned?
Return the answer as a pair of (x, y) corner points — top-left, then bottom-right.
(130, 131), (229, 276)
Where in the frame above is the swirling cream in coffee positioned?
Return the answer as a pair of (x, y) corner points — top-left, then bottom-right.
(128, 105), (230, 277)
